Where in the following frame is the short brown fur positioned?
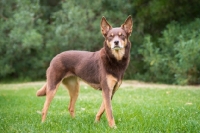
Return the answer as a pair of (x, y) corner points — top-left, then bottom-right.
(36, 16), (133, 128)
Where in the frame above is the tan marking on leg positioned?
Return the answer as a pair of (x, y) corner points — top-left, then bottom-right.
(95, 80), (121, 123)
(42, 82), (60, 122)
(102, 91), (116, 128)
(36, 83), (47, 96)
(112, 80), (122, 99)
(95, 102), (105, 122)
(104, 75), (119, 128)
(95, 75), (122, 126)
(106, 74), (117, 92)
(62, 76), (79, 118)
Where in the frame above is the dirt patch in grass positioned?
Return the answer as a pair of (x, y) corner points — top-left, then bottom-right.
(1, 80), (199, 90)
(120, 80), (200, 89)
(0, 81), (45, 90)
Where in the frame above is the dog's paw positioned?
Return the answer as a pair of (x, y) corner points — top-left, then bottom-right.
(111, 125), (117, 129)
(94, 119), (100, 124)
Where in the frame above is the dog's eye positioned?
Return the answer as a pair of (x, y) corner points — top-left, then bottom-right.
(109, 35), (113, 38)
(120, 34), (125, 38)
(119, 33), (125, 37)
(120, 34), (126, 40)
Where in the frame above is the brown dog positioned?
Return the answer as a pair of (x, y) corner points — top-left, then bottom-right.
(36, 16), (132, 128)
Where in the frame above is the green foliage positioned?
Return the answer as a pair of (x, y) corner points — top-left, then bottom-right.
(1, 0), (200, 84)
(0, 0), (45, 80)
(0, 0), (135, 81)
(51, 1), (100, 51)
(140, 19), (200, 85)
(133, 0), (200, 36)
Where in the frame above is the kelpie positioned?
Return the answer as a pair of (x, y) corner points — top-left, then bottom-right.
(36, 16), (133, 128)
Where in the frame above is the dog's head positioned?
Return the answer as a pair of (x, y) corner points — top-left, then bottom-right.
(101, 16), (133, 51)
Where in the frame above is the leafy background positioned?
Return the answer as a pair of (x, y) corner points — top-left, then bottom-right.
(0, 0), (200, 85)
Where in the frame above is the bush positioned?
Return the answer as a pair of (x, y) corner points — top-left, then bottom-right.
(0, 0), (46, 81)
(140, 19), (200, 85)
(0, 0), (136, 81)
(1, 0), (200, 84)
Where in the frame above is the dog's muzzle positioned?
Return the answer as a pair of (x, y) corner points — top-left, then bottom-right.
(112, 41), (123, 50)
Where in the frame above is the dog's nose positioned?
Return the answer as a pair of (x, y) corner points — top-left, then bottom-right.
(114, 41), (119, 45)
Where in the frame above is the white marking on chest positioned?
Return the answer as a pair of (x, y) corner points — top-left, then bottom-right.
(111, 48), (125, 61)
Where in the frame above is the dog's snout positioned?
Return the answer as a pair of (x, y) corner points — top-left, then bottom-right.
(114, 41), (119, 45)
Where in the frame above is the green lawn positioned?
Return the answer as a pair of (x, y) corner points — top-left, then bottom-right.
(0, 81), (200, 132)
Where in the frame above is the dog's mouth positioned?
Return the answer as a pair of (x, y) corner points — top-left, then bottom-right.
(112, 46), (122, 50)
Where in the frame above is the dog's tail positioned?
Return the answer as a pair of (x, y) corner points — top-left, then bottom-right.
(36, 83), (47, 96)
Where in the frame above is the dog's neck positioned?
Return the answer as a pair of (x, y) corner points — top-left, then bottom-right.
(103, 40), (130, 61)
(100, 41), (131, 79)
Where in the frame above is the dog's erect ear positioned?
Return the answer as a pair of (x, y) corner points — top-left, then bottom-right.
(101, 17), (112, 37)
(121, 15), (133, 36)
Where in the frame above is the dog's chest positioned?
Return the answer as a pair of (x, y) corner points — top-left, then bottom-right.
(111, 49), (125, 61)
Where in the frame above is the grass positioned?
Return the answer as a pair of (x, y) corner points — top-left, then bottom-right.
(0, 81), (200, 133)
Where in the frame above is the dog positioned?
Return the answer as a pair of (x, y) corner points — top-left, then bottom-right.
(36, 15), (133, 128)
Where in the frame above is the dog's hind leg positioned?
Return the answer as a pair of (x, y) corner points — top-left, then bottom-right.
(36, 83), (47, 96)
(62, 76), (79, 117)
(41, 82), (60, 122)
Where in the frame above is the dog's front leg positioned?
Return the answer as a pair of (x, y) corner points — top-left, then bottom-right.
(102, 86), (116, 128)
(98, 75), (118, 128)
(95, 102), (105, 122)
(95, 89), (117, 123)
